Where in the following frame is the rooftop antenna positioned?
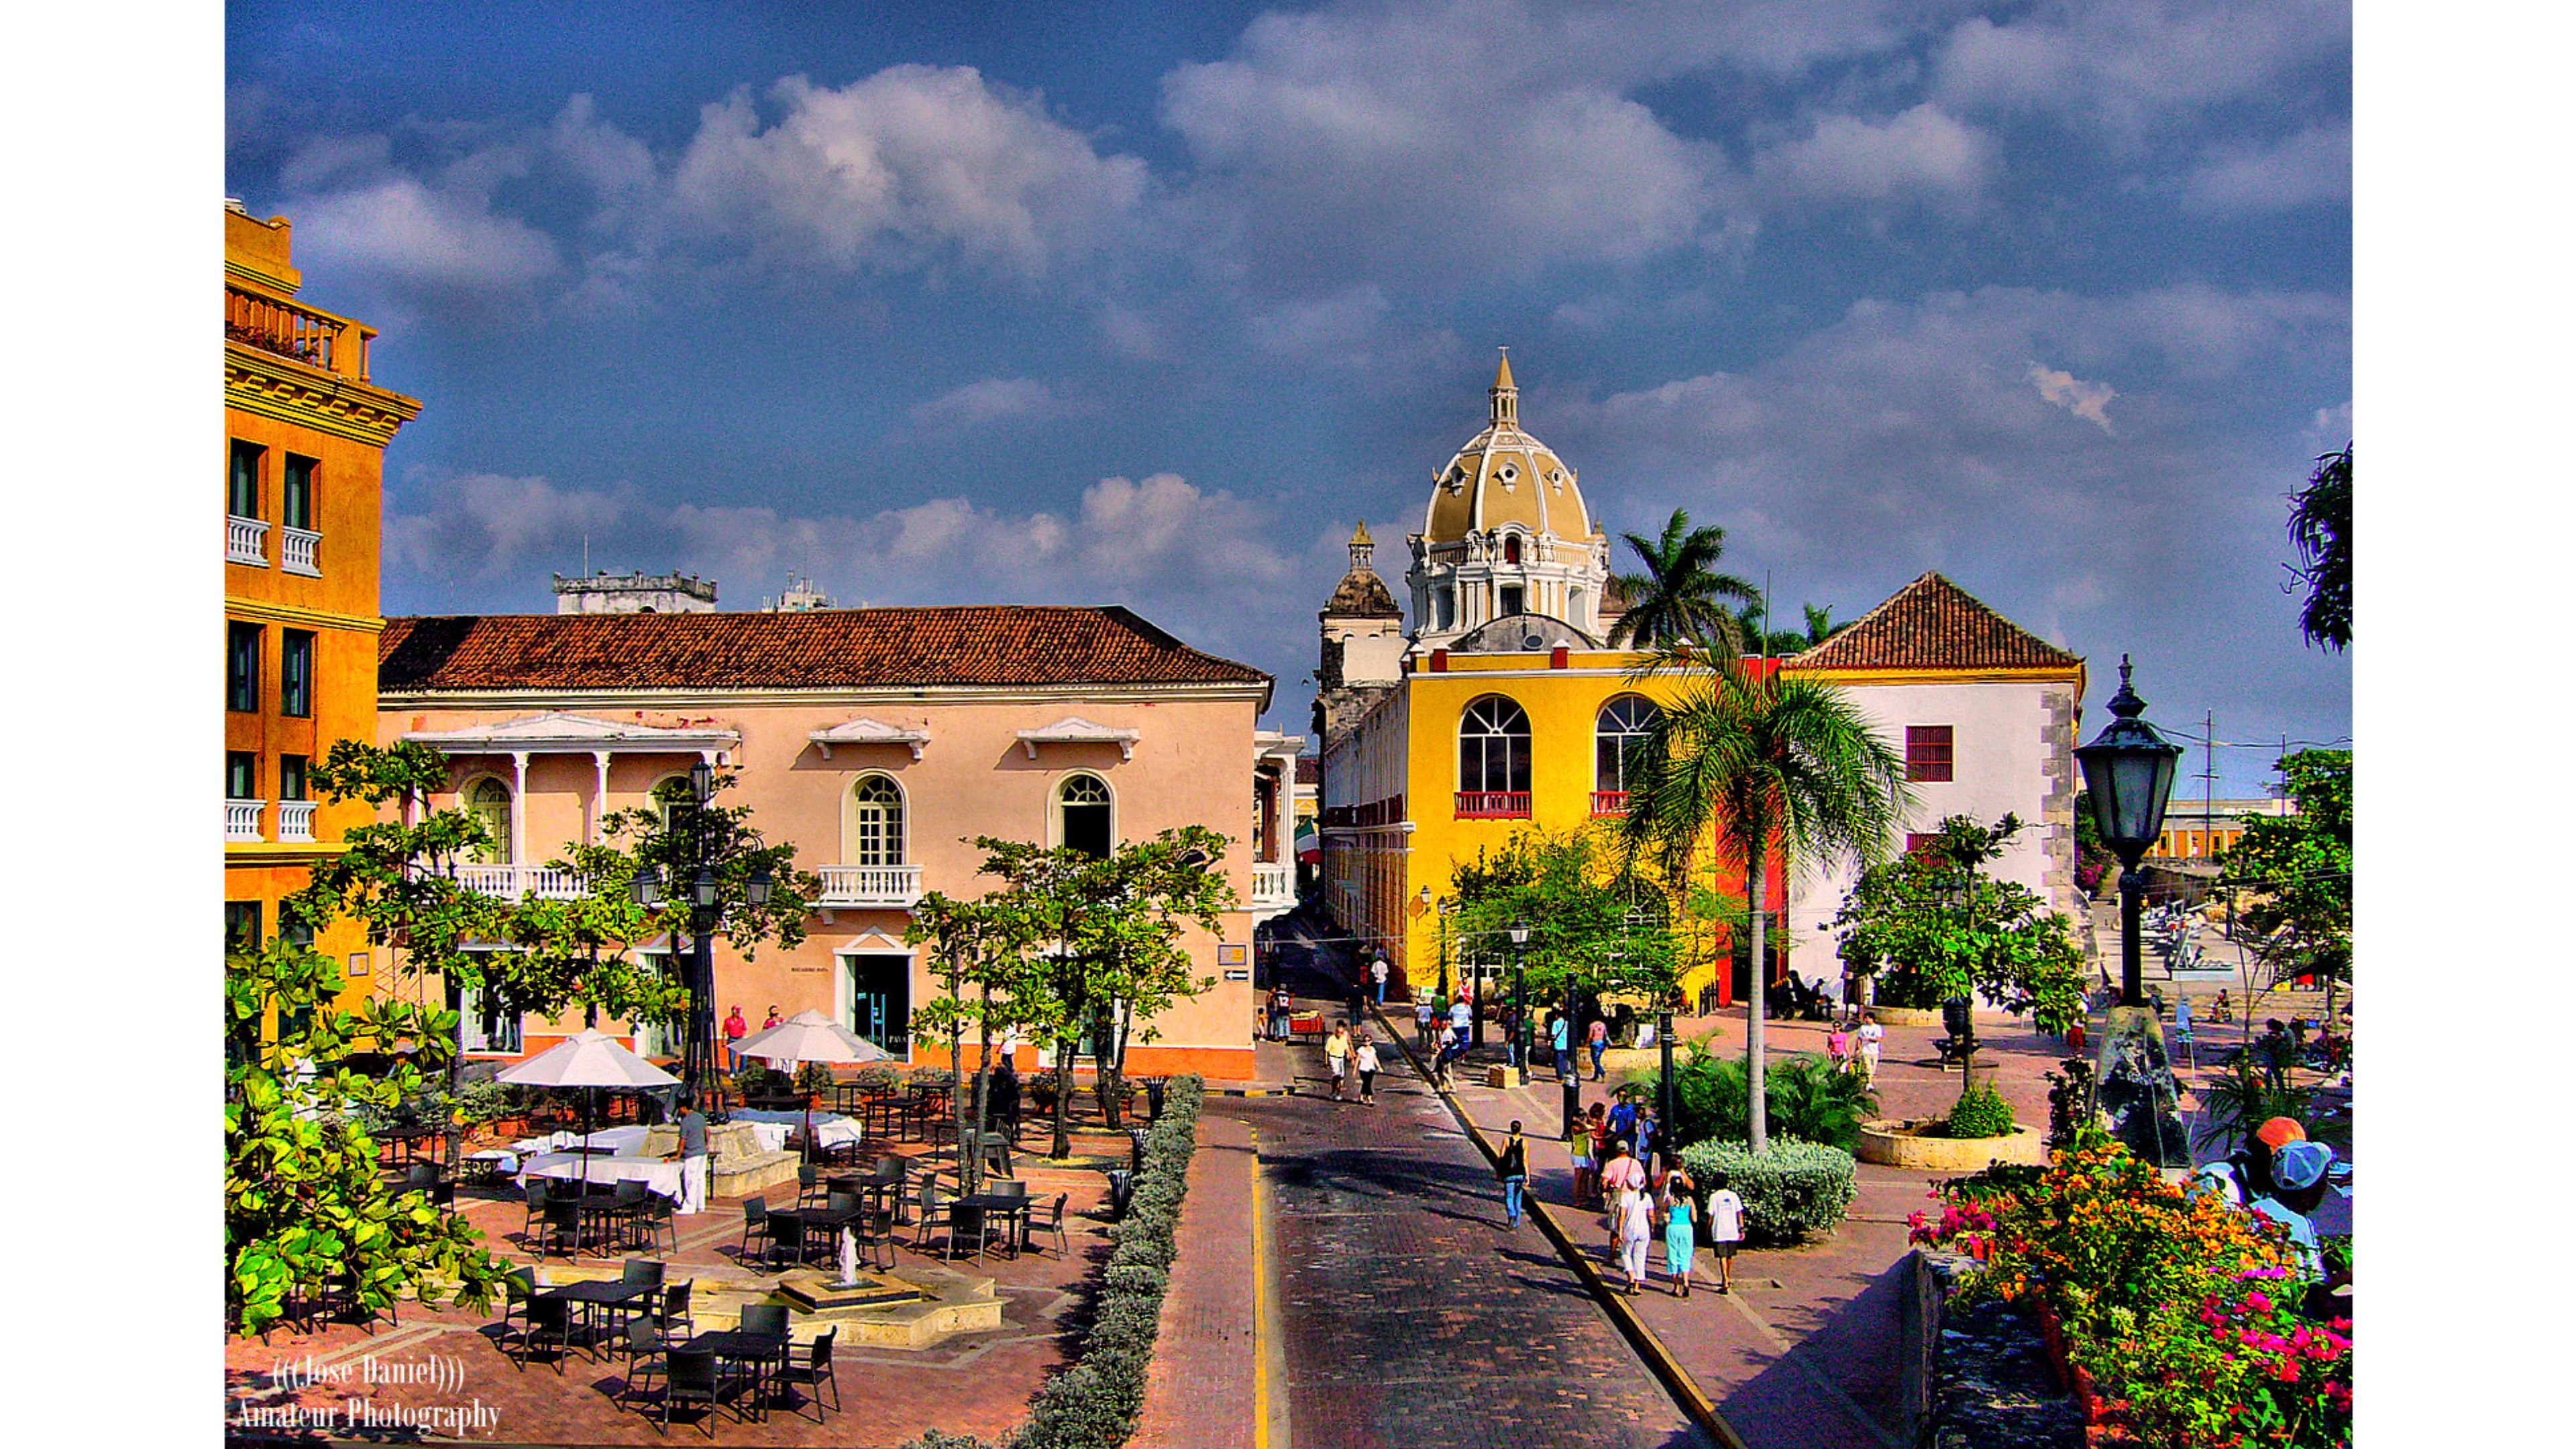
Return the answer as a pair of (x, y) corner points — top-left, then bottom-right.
(584, 533), (591, 575)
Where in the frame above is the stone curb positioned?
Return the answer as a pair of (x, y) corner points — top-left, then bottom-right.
(1369, 1006), (1751, 1449)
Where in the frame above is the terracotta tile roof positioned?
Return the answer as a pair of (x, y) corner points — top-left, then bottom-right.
(379, 606), (1271, 694)
(1787, 572), (2081, 672)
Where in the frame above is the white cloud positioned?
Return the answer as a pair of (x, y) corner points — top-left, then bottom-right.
(2184, 123), (2350, 211)
(908, 377), (1072, 432)
(1935, 0), (2351, 140)
(384, 471), (629, 580)
(1755, 104), (1999, 207)
(282, 176), (562, 299)
(669, 67), (1150, 279)
(2028, 363), (2118, 434)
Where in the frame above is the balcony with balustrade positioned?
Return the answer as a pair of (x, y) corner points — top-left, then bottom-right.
(226, 281), (374, 381)
(1591, 791), (1629, 816)
(1250, 862), (1296, 922)
(278, 800), (317, 843)
(225, 799), (266, 842)
(280, 525), (321, 577)
(1455, 791), (1532, 819)
(227, 515), (268, 566)
(814, 865), (925, 910)
(454, 865), (588, 901)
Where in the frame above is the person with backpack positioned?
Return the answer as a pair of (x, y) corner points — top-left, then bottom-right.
(1495, 1119), (1528, 1228)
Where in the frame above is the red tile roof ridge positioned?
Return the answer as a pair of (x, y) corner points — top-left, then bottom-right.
(1785, 571), (2082, 672)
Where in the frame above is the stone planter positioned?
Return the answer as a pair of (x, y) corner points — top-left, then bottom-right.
(1857, 1118), (2050, 1171)
(1864, 1004), (1941, 1027)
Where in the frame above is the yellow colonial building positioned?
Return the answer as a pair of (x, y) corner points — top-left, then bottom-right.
(224, 202), (421, 1020)
(1315, 356), (2086, 1011)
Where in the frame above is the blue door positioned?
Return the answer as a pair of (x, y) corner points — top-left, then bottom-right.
(847, 955), (912, 1061)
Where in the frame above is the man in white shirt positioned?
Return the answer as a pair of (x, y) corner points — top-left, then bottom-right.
(1371, 954), (1391, 1004)
(1449, 994), (1473, 1046)
(1705, 1171), (1746, 1294)
(1856, 1014), (1884, 1085)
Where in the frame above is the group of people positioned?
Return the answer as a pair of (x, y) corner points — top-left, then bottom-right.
(1499, 1118), (1743, 1296)
(2190, 1113), (2349, 1317)
(720, 1004), (784, 1073)
(1321, 1020), (1383, 1103)
(1822, 1012), (1885, 1083)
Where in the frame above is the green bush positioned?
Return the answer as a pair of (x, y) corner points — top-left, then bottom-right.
(1677, 1137), (1858, 1244)
(1636, 1051), (1878, 1153)
(852, 1063), (903, 1093)
(1008, 1073), (1203, 1449)
(908, 1066), (959, 1091)
(794, 1061), (838, 1094)
(1941, 1083), (2016, 1139)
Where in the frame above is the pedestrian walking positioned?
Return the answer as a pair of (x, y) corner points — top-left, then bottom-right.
(1662, 1165), (1699, 1297)
(2260, 1019), (2293, 1089)
(1615, 1181), (1656, 1294)
(1324, 1021), (1351, 1100)
(1826, 1020), (1851, 1075)
(1600, 1136), (1647, 1201)
(1371, 953), (1391, 1004)
(1449, 993), (1474, 1046)
(1269, 986), (1293, 1042)
(722, 1005), (748, 1073)
(1587, 1017), (1609, 1081)
(1856, 1012), (1883, 1085)
(1415, 993), (1436, 1053)
(1705, 1170), (1746, 1293)
(1496, 1119), (1528, 1228)
(1566, 1108), (1595, 1208)
(1356, 1035), (1381, 1103)
(669, 1091), (710, 1216)
(1551, 1010), (1574, 1082)
(2067, 1017), (2088, 1057)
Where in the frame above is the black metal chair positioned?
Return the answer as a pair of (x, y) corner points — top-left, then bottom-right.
(739, 1198), (771, 1263)
(651, 1281), (696, 1340)
(617, 1319), (669, 1407)
(773, 1328), (841, 1423)
(1026, 1193), (1071, 1258)
(739, 1302), (789, 1336)
(607, 1181), (651, 1249)
(946, 1202), (993, 1262)
(640, 1191), (680, 1254)
(498, 1267), (539, 1340)
(796, 1164), (827, 1207)
(515, 1295), (576, 1374)
(541, 1197), (599, 1260)
(305, 1270), (395, 1334)
(622, 1258), (666, 1289)
(662, 1344), (722, 1438)
(914, 1183), (951, 1253)
(521, 1179), (551, 1247)
(768, 1214), (825, 1271)
(849, 1202), (899, 1273)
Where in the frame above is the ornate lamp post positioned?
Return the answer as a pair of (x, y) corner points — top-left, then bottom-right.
(1509, 922), (1531, 1077)
(2072, 655), (2188, 1165)
(633, 761), (773, 1103)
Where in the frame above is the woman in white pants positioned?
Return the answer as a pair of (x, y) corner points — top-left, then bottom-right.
(1615, 1185), (1656, 1294)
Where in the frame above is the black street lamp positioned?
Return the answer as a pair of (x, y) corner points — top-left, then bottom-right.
(2074, 655), (2185, 1008)
(629, 763), (771, 1103)
(1656, 1006), (1676, 1177)
(2072, 655), (2190, 1165)
(1509, 922), (1531, 1077)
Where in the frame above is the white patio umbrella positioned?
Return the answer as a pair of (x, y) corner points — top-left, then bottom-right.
(498, 1028), (680, 1198)
(731, 1010), (892, 1159)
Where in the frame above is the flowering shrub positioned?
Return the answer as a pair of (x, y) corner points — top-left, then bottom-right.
(1911, 1144), (2350, 1447)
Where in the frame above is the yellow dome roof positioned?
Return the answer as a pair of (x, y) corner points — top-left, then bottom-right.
(1421, 352), (1595, 545)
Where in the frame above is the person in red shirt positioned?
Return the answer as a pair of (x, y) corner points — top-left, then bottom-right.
(763, 1005), (783, 1030)
(723, 1006), (748, 1071)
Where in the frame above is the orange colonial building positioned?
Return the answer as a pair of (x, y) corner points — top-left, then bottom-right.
(377, 606), (1297, 1080)
(224, 203), (421, 1016)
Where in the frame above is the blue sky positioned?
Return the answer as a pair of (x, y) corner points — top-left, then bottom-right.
(225, 0), (2351, 792)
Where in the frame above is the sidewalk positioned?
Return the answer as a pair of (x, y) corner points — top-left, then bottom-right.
(1132, 1114), (1262, 1449)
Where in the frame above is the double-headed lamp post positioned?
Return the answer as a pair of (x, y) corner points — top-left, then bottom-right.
(2072, 655), (2188, 1165)
(1509, 922), (1531, 1077)
(631, 760), (773, 1102)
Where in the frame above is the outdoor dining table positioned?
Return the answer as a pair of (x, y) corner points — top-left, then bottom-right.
(860, 1095), (914, 1142)
(954, 1192), (1031, 1258)
(682, 1330), (792, 1417)
(825, 1169), (904, 1220)
(535, 1277), (655, 1356)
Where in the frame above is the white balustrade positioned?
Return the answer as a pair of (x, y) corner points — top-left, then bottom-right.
(1252, 863), (1294, 906)
(227, 515), (268, 566)
(278, 800), (317, 843)
(455, 865), (589, 901)
(816, 864), (924, 908)
(225, 798), (265, 841)
(280, 525), (321, 576)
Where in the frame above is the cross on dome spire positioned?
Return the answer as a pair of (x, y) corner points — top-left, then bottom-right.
(1349, 520), (1375, 570)
(1489, 347), (1517, 427)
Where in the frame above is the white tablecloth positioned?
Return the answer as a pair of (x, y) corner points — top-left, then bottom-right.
(729, 1109), (863, 1150)
(509, 1124), (655, 1157)
(516, 1153), (684, 1199)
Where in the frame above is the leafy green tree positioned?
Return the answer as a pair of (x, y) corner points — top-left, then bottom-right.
(2216, 749), (2353, 1025)
(1733, 600), (1848, 657)
(1605, 507), (1760, 655)
(908, 890), (1051, 1193)
(966, 827), (1232, 1158)
(1628, 1049), (1878, 1153)
(1446, 826), (1702, 1019)
(225, 930), (509, 1336)
(1826, 814), (2088, 1038)
(2286, 443), (2352, 652)
(1619, 661), (1912, 1152)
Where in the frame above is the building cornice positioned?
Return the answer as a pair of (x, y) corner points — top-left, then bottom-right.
(381, 680), (1273, 712)
(227, 598), (387, 634)
(1786, 665), (2086, 687)
(227, 842), (350, 867)
(225, 344), (423, 447)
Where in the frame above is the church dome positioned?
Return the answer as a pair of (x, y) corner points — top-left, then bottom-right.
(1421, 352), (1596, 546)
(1322, 521), (1403, 619)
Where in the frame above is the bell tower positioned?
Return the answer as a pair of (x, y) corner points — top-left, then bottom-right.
(1314, 521), (1406, 745)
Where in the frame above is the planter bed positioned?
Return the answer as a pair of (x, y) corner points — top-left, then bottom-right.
(1857, 1118), (2049, 1172)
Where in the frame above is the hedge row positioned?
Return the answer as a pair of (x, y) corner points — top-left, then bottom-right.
(1675, 1136), (1858, 1243)
(902, 1073), (1206, 1449)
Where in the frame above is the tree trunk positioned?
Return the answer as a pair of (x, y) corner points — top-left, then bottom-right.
(968, 982), (996, 1197)
(1050, 1043), (1075, 1162)
(950, 1012), (968, 1194)
(1747, 837), (1769, 1156)
(1100, 1004), (1130, 1130)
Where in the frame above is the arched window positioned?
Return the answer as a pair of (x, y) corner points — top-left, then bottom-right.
(851, 775), (906, 866)
(1458, 696), (1531, 794)
(466, 778), (513, 863)
(1596, 695), (1662, 793)
(649, 774), (692, 831)
(1059, 774), (1113, 859)
(1503, 535), (1523, 564)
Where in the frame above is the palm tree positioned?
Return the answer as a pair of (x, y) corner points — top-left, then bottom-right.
(1734, 600), (1849, 657)
(1607, 508), (1760, 654)
(1619, 663), (1912, 1152)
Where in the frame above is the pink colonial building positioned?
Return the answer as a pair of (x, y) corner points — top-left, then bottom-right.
(376, 605), (1297, 1081)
